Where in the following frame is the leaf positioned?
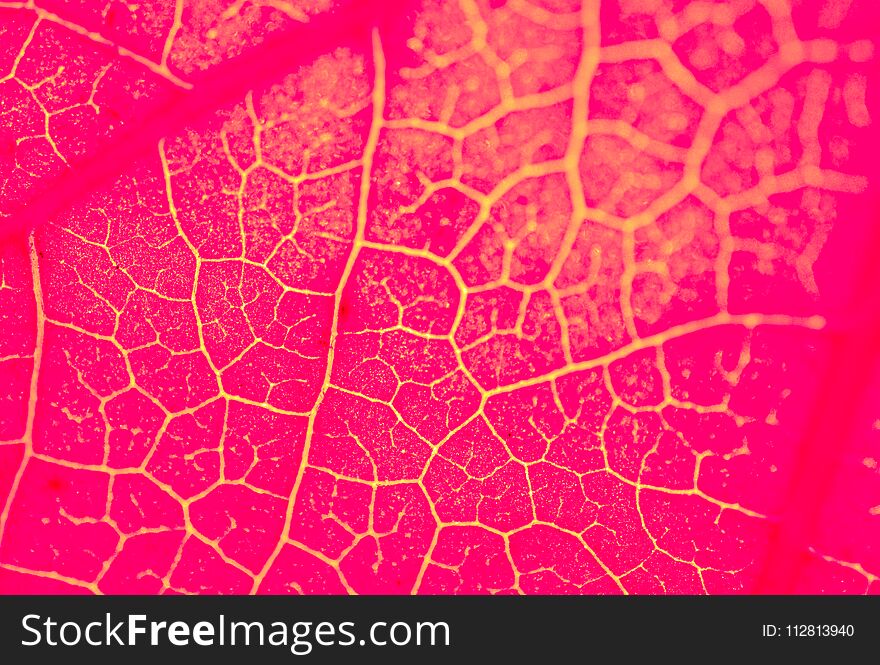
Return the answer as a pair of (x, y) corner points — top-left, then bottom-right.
(0, 0), (877, 595)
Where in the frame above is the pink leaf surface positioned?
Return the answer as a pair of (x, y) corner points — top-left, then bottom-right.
(0, 0), (878, 595)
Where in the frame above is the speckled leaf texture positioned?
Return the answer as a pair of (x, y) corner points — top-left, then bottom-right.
(0, 0), (878, 595)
